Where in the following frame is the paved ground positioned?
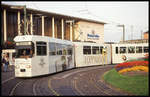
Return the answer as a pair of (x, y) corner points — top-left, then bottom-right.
(1, 65), (129, 96)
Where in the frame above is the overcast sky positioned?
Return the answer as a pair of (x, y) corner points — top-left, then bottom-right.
(2, 1), (149, 42)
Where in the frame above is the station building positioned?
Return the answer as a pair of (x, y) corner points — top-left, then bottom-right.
(1, 4), (106, 65)
(1, 4), (106, 44)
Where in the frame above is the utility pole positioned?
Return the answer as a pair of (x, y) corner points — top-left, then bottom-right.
(131, 25), (133, 40)
(141, 30), (143, 39)
(117, 24), (125, 42)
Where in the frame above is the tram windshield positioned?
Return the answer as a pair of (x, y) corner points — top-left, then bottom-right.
(15, 42), (34, 58)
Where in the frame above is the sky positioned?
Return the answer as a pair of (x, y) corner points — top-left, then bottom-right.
(2, 1), (149, 42)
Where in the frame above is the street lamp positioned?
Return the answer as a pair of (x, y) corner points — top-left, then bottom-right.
(117, 24), (125, 42)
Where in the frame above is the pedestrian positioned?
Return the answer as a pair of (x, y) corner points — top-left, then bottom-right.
(3, 54), (9, 72)
(2, 56), (6, 71)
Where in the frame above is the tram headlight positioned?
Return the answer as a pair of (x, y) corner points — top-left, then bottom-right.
(15, 65), (20, 69)
(26, 65), (31, 68)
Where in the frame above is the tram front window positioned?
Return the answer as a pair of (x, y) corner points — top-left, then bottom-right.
(16, 49), (34, 58)
(15, 42), (34, 58)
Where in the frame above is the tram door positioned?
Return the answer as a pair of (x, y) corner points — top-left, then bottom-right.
(102, 45), (111, 65)
(34, 41), (49, 75)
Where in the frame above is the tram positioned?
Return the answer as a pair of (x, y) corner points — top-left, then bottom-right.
(14, 35), (74, 77)
(13, 35), (149, 77)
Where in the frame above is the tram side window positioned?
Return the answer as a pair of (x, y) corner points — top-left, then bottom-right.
(136, 46), (142, 53)
(67, 45), (73, 55)
(57, 50), (62, 55)
(37, 47), (47, 55)
(100, 46), (103, 54)
(120, 47), (126, 54)
(116, 47), (118, 54)
(56, 43), (62, 55)
(49, 43), (56, 55)
(67, 48), (72, 55)
(36, 42), (47, 56)
(83, 46), (91, 55)
(128, 46), (135, 53)
(92, 46), (100, 54)
(144, 46), (148, 53)
(63, 49), (67, 55)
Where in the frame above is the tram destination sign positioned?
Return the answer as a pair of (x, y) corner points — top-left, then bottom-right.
(16, 42), (32, 46)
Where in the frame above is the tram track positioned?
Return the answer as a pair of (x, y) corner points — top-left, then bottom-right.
(2, 76), (15, 84)
(2, 65), (129, 96)
(7, 77), (51, 96)
(9, 80), (24, 96)
(2, 74), (40, 96)
(46, 65), (116, 96)
(89, 68), (114, 95)
(72, 67), (109, 95)
(90, 68), (126, 95)
(47, 66), (105, 96)
(2, 77), (24, 96)
(33, 76), (54, 96)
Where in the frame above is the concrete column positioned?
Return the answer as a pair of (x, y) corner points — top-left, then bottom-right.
(52, 17), (55, 38)
(30, 14), (33, 35)
(42, 16), (44, 36)
(17, 11), (21, 35)
(61, 19), (64, 40)
(4, 9), (7, 42)
(70, 22), (72, 41)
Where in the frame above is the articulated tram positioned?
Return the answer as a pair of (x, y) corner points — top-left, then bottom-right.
(14, 35), (148, 77)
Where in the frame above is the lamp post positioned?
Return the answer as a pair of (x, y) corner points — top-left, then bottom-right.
(117, 24), (125, 42)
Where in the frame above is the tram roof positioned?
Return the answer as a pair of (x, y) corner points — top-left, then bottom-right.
(73, 41), (109, 46)
(111, 42), (148, 46)
(14, 35), (73, 45)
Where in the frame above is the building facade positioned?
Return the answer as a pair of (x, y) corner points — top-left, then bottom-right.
(1, 4), (106, 65)
(74, 21), (104, 43)
(1, 4), (106, 47)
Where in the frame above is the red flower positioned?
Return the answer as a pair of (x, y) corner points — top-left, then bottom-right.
(115, 61), (148, 68)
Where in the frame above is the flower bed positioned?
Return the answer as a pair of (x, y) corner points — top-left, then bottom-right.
(115, 59), (149, 74)
(118, 66), (148, 74)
